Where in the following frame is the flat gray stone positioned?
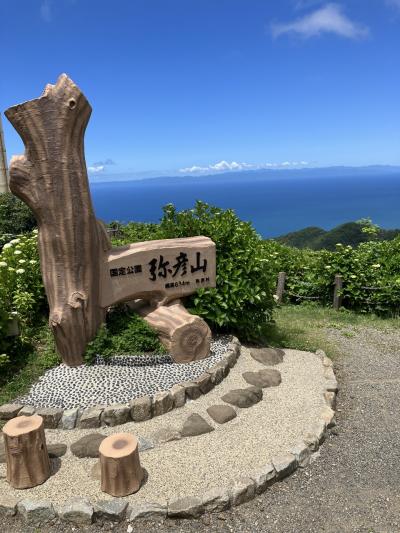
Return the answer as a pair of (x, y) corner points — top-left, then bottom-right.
(59, 408), (79, 429)
(291, 441), (311, 468)
(71, 433), (106, 458)
(18, 405), (35, 417)
(230, 477), (256, 506)
(182, 414), (214, 437)
(196, 372), (213, 394)
(0, 496), (18, 516)
(0, 403), (23, 420)
(168, 496), (204, 518)
(221, 386), (263, 408)
(93, 499), (128, 521)
(310, 419), (327, 444)
(271, 453), (297, 480)
(202, 487), (231, 512)
(181, 381), (202, 400)
(48, 443), (67, 458)
(170, 384), (186, 408)
(17, 499), (56, 525)
(153, 391), (174, 417)
(226, 347), (239, 368)
(35, 407), (63, 429)
(100, 404), (130, 426)
(78, 406), (102, 428)
(152, 427), (182, 444)
(138, 435), (155, 452)
(59, 497), (94, 526)
(242, 369), (282, 388)
(250, 347), (284, 366)
(207, 404), (237, 424)
(207, 361), (227, 385)
(128, 502), (167, 521)
(130, 395), (152, 421)
(253, 463), (276, 494)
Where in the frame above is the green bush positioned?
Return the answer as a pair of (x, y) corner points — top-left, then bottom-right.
(0, 192), (36, 238)
(84, 306), (165, 363)
(158, 201), (276, 341)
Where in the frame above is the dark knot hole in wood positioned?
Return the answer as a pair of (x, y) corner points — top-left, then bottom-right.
(113, 439), (128, 450)
(68, 99), (76, 109)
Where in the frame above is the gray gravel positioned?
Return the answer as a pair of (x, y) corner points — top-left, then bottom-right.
(4, 323), (400, 532)
(17, 336), (231, 409)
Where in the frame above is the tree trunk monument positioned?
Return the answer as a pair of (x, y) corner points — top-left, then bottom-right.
(5, 74), (216, 366)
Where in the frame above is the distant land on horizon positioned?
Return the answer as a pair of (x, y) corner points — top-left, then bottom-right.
(88, 164), (400, 184)
(89, 166), (400, 239)
(275, 221), (400, 250)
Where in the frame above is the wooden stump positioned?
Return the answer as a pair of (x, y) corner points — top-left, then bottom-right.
(3, 415), (50, 489)
(99, 433), (143, 497)
(135, 299), (212, 363)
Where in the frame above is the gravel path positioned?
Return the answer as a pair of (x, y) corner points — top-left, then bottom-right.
(4, 322), (400, 532)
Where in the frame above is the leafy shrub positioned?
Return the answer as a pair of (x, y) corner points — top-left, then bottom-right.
(84, 306), (165, 363)
(158, 201), (276, 341)
(0, 192), (36, 238)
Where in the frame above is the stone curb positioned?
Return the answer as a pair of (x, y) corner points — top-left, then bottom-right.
(0, 345), (338, 527)
(0, 337), (241, 430)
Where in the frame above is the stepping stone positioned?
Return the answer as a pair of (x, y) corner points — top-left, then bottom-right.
(152, 427), (182, 444)
(221, 386), (263, 408)
(250, 347), (284, 366)
(71, 433), (106, 458)
(181, 414), (214, 437)
(48, 443), (67, 458)
(207, 404), (237, 424)
(242, 369), (281, 388)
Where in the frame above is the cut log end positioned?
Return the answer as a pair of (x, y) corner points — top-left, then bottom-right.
(99, 433), (143, 497)
(137, 300), (212, 363)
(3, 415), (50, 489)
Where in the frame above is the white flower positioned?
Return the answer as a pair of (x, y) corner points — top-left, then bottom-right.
(18, 259), (26, 264)
(11, 311), (18, 316)
(350, 275), (356, 279)
(29, 259), (37, 265)
(273, 294), (279, 302)
(8, 267), (15, 272)
(372, 264), (381, 268)
(16, 268), (25, 274)
(14, 250), (22, 255)
(0, 261), (7, 267)
(2, 243), (12, 249)
(10, 238), (20, 244)
(325, 265), (331, 269)
(32, 229), (38, 234)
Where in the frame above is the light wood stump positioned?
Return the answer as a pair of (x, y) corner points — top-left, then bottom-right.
(3, 415), (50, 489)
(99, 433), (143, 496)
(135, 299), (212, 363)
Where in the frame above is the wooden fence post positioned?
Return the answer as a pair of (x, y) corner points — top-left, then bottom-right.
(276, 272), (286, 304)
(333, 274), (343, 310)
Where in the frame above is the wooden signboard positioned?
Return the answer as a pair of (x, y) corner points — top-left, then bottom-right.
(5, 74), (216, 366)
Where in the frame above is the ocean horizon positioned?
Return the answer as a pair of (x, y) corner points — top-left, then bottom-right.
(89, 170), (400, 238)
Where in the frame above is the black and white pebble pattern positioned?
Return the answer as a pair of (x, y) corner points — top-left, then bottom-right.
(18, 336), (232, 409)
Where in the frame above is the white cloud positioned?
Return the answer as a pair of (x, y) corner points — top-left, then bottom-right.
(179, 160), (309, 174)
(271, 3), (369, 40)
(40, 0), (52, 22)
(88, 164), (104, 173)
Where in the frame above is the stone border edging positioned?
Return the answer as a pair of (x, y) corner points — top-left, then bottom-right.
(0, 346), (339, 527)
(0, 337), (241, 430)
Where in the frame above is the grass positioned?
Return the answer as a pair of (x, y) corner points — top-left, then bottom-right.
(265, 303), (399, 360)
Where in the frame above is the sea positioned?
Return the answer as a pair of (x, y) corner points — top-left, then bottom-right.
(90, 170), (400, 239)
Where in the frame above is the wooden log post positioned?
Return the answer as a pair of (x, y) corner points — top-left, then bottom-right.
(276, 271), (286, 304)
(333, 274), (343, 311)
(134, 299), (212, 362)
(5, 75), (108, 366)
(3, 415), (51, 489)
(99, 433), (143, 497)
(5, 75), (217, 366)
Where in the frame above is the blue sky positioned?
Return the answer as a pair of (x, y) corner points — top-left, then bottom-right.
(1, 0), (400, 179)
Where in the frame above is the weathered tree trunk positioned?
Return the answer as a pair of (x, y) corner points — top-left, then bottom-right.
(3, 415), (50, 489)
(135, 299), (212, 363)
(99, 433), (143, 496)
(5, 75), (109, 366)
